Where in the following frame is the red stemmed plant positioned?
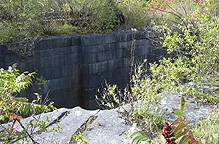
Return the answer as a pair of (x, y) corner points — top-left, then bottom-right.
(162, 96), (199, 144)
(162, 122), (176, 144)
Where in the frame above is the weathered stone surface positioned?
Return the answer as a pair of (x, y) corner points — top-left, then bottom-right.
(158, 92), (212, 127)
(16, 107), (99, 144)
(4, 91), (212, 144)
(80, 109), (131, 144)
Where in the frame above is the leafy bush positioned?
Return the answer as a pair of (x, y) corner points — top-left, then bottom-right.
(0, 0), (125, 60)
(129, 0), (219, 143)
(98, 0), (219, 143)
(129, 96), (219, 144)
(0, 65), (56, 143)
(64, 0), (122, 33)
(96, 57), (164, 137)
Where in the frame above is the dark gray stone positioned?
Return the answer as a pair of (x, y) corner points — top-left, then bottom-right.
(83, 52), (97, 64)
(72, 36), (81, 46)
(81, 34), (105, 46)
(135, 31), (148, 40)
(116, 68), (131, 82)
(64, 36), (72, 47)
(0, 30), (163, 109)
(97, 50), (116, 62)
(104, 33), (120, 43)
(83, 74), (102, 89)
(120, 31), (134, 42)
(136, 45), (149, 56)
(83, 88), (99, 100)
(135, 39), (150, 46)
(52, 67), (62, 78)
(108, 58), (124, 70)
(61, 65), (70, 77)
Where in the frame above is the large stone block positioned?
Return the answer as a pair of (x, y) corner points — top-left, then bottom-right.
(82, 74), (103, 89)
(32, 58), (41, 70)
(116, 48), (131, 59)
(61, 65), (70, 77)
(135, 31), (147, 40)
(52, 48), (64, 56)
(4, 54), (19, 66)
(58, 76), (74, 90)
(104, 33), (121, 44)
(81, 34), (104, 46)
(33, 51), (40, 58)
(120, 31), (134, 42)
(42, 57), (52, 68)
(72, 36), (81, 46)
(82, 45), (102, 53)
(135, 45), (149, 56)
(119, 41), (133, 50)
(35, 36), (73, 51)
(87, 99), (99, 109)
(52, 67), (62, 79)
(135, 39), (150, 46)
(49, 89), (78, 108)
(0, 56), (5, 68)
(108, 58), (124, 71)
(123, 57), (131, 67)
(64, 53), (77, 65)
(62, 46), (72, 55)
(0, 45), (7, 57)
(88, 61), (108, 74)
(17, 61), (33, 72)
(97, 50), (115, 62)
(115, 68), (130, 82)
(43, 67), (54, 79)
(83, 52), (97, 64)
(83, 88), (99, 101)
(54, 55), (65, 67)
(64, 36), (72, 47)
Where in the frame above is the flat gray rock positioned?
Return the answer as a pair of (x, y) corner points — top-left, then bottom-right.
(17, 107), (99, 144)
(81, 109), (131, 144)
(158, 92), (212, 127)
(2, 92), (213, 144)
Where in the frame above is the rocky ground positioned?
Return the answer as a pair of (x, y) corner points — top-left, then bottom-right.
(7, 90), (215, 144)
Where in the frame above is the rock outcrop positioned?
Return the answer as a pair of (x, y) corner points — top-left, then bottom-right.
(4, 92), (213, 144)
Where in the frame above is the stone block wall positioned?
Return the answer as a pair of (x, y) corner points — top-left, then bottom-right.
(0, 30), (167, 109)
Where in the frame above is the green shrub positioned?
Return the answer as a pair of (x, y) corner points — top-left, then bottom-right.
(97, 0), (219, 143)
(127, 0), (219, 143)
(0, 0), (125, 60)
(0, 65), (57, 143)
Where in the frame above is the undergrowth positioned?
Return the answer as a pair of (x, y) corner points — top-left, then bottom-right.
(97, 0), (219, 143)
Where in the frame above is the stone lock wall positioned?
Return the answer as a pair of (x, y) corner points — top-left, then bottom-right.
(0, 29), (167, 109)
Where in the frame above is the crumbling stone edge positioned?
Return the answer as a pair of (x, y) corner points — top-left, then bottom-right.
(69, 110), (101, 144)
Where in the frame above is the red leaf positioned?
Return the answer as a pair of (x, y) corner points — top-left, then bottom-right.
(8, 113), (23, 122)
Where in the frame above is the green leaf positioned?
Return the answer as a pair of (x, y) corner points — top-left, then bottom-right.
(14, 97), (29, 102)
(36, 104), (42, 112)
(171, 118), (184, 126)
(174, 111), (183, 117)
(174, 130), (188, 140)
(0, 115), (4, 121)
(179, 135), (190, 144)
(181, 96), (185, 113)
(172, 123), (187, 135)
(130, 130), (150, 144)
(132, 136), (144, 144)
